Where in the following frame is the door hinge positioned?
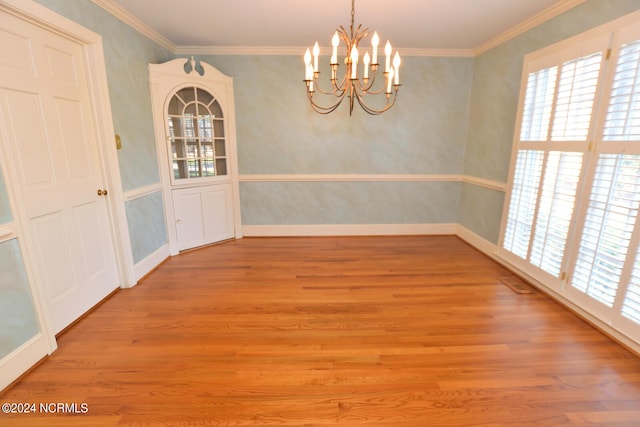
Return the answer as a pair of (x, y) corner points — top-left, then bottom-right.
(560, 272), (567, 281)
(588, 141), (595, 151)
(605, 48), (612, 60)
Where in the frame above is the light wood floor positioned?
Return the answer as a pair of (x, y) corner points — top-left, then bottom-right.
(2, 236), (640, 426)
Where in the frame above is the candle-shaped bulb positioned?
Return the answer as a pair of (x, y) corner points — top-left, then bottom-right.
(304, 48), (311, 79)
(313, 42), (319, 72)
(307, 63), (314, 83)
(393, 52), (401, 85)
(387, 67), (394, 93)
(384, 41), (392, 72)
(363, 52), (370, 79)
(331, 32), (339, 64)
(350, 45), (358, 79)
(371, 31), (379, 64)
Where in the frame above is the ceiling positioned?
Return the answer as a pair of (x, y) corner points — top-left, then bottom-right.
(108, 0), (581, 53)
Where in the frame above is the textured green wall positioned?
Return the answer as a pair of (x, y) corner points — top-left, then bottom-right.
(195, 55), (474, 225)
(0, 238), (40, 359)
(460, 0), (640, 244)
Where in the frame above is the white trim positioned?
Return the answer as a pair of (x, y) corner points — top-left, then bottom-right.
(239, 173), (507, 192)
(91, 0), (175, 52)
(460, 176), (507, 192)
(455, 224), (499, 256)
(124, 183), (163, 201)
(131, 243), (170, 285)
(0, 333), (50, 391)
(174, 45), (475, 57)
(474, 0), (587, 55)
(0, 223), (15, 242)
(239, 173), (459, 182)
(242, 223), (457, 237)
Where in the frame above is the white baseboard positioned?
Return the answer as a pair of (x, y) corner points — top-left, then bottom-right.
(130, 243), (170, 286)
(455, 224), (500, 257)
(242, 223), (458, 237)
(0, 333), (50, 392)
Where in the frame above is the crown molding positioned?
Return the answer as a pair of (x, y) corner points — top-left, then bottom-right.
(474, 0), (587, 55)
(92, 0), (584, 58)
(174, 45), (474, 57)
(91, 0), (176, 52)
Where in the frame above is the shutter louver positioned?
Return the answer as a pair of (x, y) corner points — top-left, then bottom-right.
(604, 40), (640, 141)
(552, 53), (602, 141)
(503, 150), (544, 259)
(530, 152), (583, 277)
(520, 67), (557, 141)
(572, 154), (640, 306)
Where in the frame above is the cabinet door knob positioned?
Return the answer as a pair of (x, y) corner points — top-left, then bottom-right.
(97, 189), (108, 196)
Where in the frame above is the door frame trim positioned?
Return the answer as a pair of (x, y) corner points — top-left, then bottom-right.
(0, 0), (133, 389)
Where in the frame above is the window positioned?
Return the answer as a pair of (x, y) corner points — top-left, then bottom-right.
(166, 87), (227, 182)
(500, 15), (640, 343)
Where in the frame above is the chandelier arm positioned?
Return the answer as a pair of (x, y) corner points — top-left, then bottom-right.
(354, 85), (400, 115)
(312, 75), (345, 96)
(351, 69), (385, 95)
(307, 89), (347, 114)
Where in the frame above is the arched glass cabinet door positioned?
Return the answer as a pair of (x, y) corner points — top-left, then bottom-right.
(166, 86), (227, 183)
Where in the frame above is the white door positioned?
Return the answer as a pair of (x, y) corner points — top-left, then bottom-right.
(0, 9), (119, 333)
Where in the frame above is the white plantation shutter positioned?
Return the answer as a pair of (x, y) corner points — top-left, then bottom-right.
(502, 17), (640, 346)
(530, 152), (583, 276)
(551, 53), (603, 141)
(502, 52), (601, 277)
(503, 150), (544, 259)
(604, 40), (640, 141)
(572, 155), (640, 306)
(520, 67), (557, 141)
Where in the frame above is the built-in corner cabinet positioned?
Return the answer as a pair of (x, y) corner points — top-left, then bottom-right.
(149, 58), (242, 253)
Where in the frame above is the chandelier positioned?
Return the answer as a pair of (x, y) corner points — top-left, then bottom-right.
(303, 0), (401, 115)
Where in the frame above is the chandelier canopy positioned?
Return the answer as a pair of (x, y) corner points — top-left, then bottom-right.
(303, 0), (401, 115)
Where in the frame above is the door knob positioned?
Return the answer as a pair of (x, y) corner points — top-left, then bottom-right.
(97, 189), (108, 196)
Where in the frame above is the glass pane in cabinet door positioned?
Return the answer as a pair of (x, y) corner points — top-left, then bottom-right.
(197, 88), (214, 106)
(215, 159), (227, 176)
(202, 159), (215, 176)
(210, 100), (223, 118)
(183, 117), (197, 137)
(173, 139), (186, 158)
(187, 159), (200, 178)
(213, 118), (225, 137)
(176, 87), (195, 105)
(186, 141), (199, 158)
(214, 139), (226, 157)
(173, 159), (187, 179)
(201, 141), (214, 157)
(167, 96), (184, 115)
(198, 116), (213, 138)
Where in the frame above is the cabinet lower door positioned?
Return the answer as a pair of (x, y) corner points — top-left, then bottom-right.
(172, 184), (234, 251)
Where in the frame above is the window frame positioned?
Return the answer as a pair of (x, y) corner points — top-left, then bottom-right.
(498, 12), (640, 344)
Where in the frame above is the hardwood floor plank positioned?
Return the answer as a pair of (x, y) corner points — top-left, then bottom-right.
(1, 236), (639, 426)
